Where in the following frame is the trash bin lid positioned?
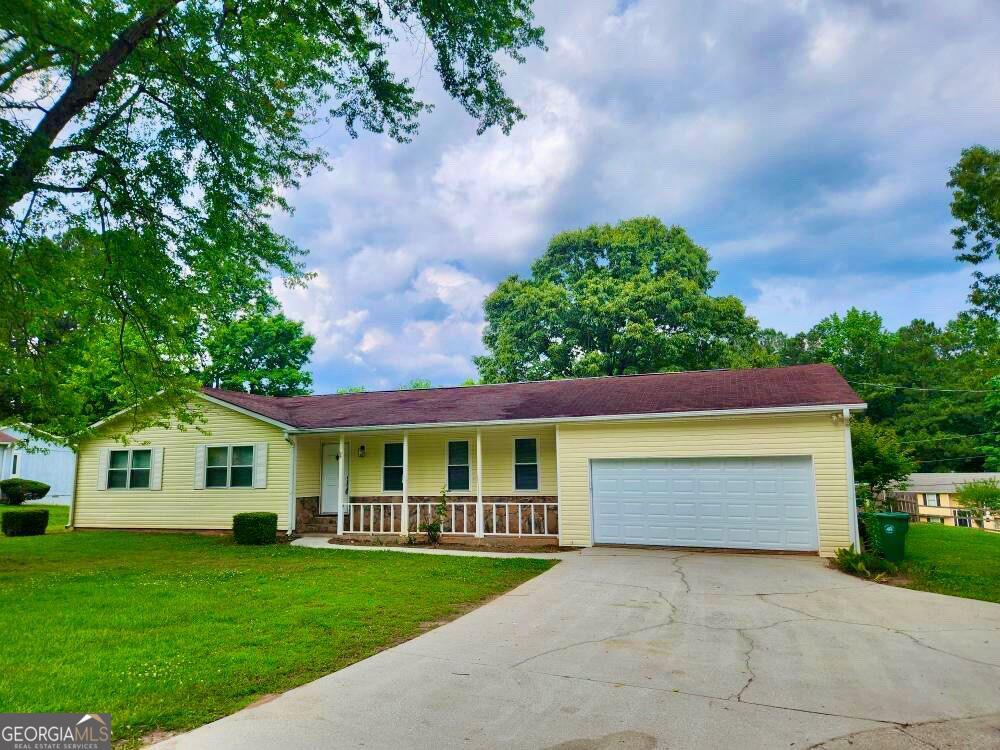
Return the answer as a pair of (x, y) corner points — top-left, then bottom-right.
(875, 512), (911, 519)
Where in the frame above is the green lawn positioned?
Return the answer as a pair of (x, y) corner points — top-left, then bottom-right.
(1, 503), (69, 532)
(0, 530), (554, 746)
(901, 523), (1000, 604)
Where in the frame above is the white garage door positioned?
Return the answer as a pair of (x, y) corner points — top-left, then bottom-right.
(590, 457), (817, 551)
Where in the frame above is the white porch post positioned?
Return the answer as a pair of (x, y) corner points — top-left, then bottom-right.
(475, 428), (484, 538)
(337, 434), (345, 536)
(400, 431), (410, 536)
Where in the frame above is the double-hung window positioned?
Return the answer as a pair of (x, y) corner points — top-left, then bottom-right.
(513, 438), (539, 491)
(108, 448), (151, 489)
(447, 441), (470, 492)
(923, 493), (939, 507)
(206, 445), (254, 488)
(383, 443), (404, 492)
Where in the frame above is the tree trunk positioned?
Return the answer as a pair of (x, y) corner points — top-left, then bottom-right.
(0, 2), (180, 215)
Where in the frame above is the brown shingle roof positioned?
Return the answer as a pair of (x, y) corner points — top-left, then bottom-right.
(0, 431), (15, 443)
(202, 364), (863, 431)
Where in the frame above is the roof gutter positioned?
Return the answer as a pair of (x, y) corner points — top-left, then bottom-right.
(280, 402), (868, 435)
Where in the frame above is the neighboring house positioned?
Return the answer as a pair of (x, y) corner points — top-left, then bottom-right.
(71, 364), (866, 556)
(0, 426), (77, 505)
(891, 473), (1000, 531)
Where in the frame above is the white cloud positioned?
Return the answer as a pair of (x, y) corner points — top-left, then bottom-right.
(409, 264), (493, 316)
(269, 0), (1000, 390)
(747, 269), (976, 334)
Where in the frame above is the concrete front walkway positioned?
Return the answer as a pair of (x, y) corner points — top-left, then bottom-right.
(154, 548), (1000, 750)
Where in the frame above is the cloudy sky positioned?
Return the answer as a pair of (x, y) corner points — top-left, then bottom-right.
(272, 0), (1000, 394)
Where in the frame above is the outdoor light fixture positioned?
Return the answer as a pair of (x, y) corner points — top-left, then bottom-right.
(358, 444), (366, 458)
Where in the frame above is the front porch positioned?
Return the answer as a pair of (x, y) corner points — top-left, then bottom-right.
(291, 425), (560, 545)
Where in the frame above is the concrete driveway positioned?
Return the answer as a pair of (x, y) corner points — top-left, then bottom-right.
(155, 548), (1000, 749)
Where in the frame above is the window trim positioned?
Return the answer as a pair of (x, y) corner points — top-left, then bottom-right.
(511, 436), (540, 493)
(204, 444), (255, 489)
(381, 441), (404, 494)
(445, 439), (471, 493)
(107, 447), (153, 491)
(10, 451), (20, 477)
(923, 493), (940, 507)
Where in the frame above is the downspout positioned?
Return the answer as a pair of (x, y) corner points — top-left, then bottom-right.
(286, 433), (297, 536)
(843, 408), (861, 552)
(67, 444), (80, 529)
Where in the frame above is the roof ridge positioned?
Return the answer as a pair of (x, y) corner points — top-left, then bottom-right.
(281, 363), (836, 401)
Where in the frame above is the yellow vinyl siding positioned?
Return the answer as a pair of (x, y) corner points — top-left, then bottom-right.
(293, 426), (557, 498)
(74, 399), (291, 530)
(556, 412), (851, 556)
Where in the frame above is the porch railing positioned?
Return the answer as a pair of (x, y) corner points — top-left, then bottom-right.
(342, 501), (557, 537)
(484, 502), (558, 536)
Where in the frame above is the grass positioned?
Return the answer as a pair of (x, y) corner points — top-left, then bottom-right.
(900, 523), (1000, 604)
(0, 530), (555, 746)
(0, 503), (69, 532)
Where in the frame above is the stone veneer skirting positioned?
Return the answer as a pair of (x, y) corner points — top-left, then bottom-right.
(295, 495), (558, 537)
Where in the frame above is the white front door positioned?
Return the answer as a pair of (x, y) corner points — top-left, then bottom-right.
(321, 443), (348, 514)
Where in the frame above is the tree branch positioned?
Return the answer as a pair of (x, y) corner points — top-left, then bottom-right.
(0, 2), (180, 215)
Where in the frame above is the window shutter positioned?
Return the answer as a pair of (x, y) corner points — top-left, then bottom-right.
(194, 445), (206, 490)
(252, 443), (268, 488)
(96, 448), (110, 491)
(150, 447), (164, 491)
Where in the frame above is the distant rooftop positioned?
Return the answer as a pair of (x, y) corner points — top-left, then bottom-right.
(903, 473), (1000, 493)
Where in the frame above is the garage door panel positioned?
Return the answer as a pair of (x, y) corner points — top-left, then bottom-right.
(591, 457), (817, 551)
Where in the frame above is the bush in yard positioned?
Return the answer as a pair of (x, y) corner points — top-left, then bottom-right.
(233, 512), (277, 545)
(833, 547), (897, 581)
(420, 489), (449, 545)
(2, 509), (49, 537)
(0, 479), (51, 505)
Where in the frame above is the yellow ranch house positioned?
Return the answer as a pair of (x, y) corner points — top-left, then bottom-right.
(71, 364), (866, 556)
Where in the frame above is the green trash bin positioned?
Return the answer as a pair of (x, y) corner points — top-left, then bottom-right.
(874, 512), (910, 562)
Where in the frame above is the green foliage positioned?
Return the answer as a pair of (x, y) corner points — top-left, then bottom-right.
(954, 479), (1000, 519)
(980, 376), (1000, 470)
(780, 309), (1000, 471)
(850, 419), (917, 496)
(949, 145), (1000, 317)
(400, 379), (433, 390)
(232, 512), (278, 545)
(476, 217), (772, 382)
(0, 479), (51, 506)
(203, 303), (314, 396)
(779, 308), (895, 388)
(336, 386), (368, 394)
(832, 546), (897, 580)
(1, 0), (544, 435)
(420, 489), (449, 544)
(2, 508), (48, 536)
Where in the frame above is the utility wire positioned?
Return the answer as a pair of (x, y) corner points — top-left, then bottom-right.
(898, 431), (1000, 445)
(848, 380), (993, 394)
(915, 454), (988, 464)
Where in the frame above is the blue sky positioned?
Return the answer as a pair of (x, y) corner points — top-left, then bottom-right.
(271, 0), (1000, 394)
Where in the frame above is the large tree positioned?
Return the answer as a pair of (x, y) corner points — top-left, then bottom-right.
(950, 145), (1000, 318)
(779, 310), (1000, 471)
(201, 305), (315, 396)
(1, 1), (544, 436)
(849, 418), (917, 497)
(475, 217), (771, 382)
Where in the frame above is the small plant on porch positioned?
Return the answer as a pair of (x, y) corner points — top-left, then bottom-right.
(420, 489), (449, 544)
